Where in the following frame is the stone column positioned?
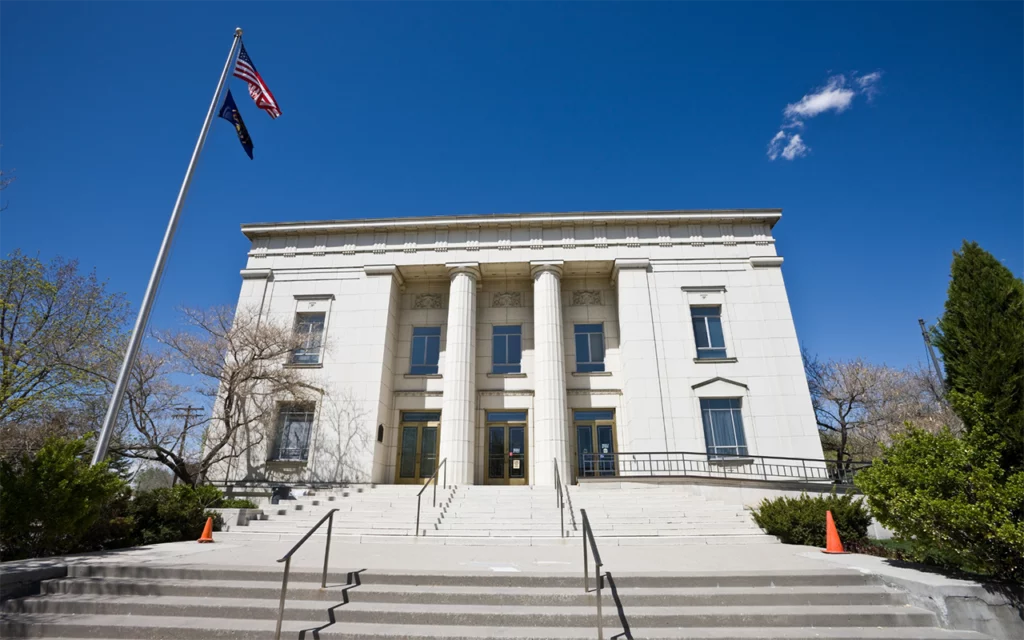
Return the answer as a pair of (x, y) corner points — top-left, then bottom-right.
(531, 261), (570, 485)
(438, 263), (480, 485)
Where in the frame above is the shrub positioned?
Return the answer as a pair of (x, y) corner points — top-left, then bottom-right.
(855, 427), (1024, 583)
(0, 436), (128, 560)
(752, 492), (871, 547)
(219, 498), (259, 509)
(130, 484), (223, 546)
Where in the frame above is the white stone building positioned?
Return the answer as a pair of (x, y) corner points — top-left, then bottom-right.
(216, 209), (825, 488)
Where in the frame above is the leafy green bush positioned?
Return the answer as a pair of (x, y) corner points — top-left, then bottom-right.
(219, 498), (259, 509)
(855, 427), (1024, 583)
(752, 492), (871, 547)
(0, 436), (128, 560)
(130, 484), (223, 546)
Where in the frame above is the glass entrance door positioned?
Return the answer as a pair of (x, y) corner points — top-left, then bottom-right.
(395, 411), (440, 484)
(574, 409), (617, 479)
(485, 411), (528, 485)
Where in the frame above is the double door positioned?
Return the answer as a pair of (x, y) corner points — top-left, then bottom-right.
(486, 411), (528, 485)
(575, 410), (617, 479)
(396, 412), (440, 484)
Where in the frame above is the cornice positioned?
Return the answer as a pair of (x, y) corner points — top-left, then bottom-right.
(241, 209), (782, 238)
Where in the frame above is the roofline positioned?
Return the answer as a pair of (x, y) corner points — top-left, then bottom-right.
(240, 209), (783, 239)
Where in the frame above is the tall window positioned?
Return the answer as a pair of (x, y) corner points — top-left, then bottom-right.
(700, 398), (748, 458)
(574, 323), (605, 373)
(492, 325), (522, 374)
(270, 404), (315, 461)
(410, 326), (441, 375)
(691, 306), (727, 359)
(292, 312), (326, 364)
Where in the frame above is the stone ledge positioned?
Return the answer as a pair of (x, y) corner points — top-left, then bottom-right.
(404, 373), (442, 379)
(486, 372), (527, 378)
(571, 371), (613, 377)
(693, 357), (739, 364)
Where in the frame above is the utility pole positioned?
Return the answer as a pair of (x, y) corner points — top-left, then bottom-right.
(170, 406), (204, 486)
(918, 319), (947, 393)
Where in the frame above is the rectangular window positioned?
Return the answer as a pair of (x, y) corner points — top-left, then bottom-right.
(292, 312), (326, 364)
(410, 326), (441, 375)
(700, 398), (748, 458)
(270, 404), (316, 461)
(691, 306), (727, 359)
(574, 323), (606, 373)
(492, 325), (522, 374)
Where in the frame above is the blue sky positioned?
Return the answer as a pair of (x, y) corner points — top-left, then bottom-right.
(2, 2), (1021, 369)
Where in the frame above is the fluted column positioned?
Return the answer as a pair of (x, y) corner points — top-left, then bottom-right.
(531, 260), (570, 485)
(439, 263), (480, 485)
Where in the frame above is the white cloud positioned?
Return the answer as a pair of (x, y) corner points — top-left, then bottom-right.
(857, 71), (883, 100)
(766, 70), (882, 162)
(767, 130), (787, 160)
(783, 75), (855, 120)
(768, 131), (810, 161)
(781, 134), (809, 160)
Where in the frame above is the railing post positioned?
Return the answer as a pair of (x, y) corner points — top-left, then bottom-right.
(321, 512), (333, 589)
(596, 560), (604, 640)
(583, 520), (589, 591)
(274, 557), (290, 640)
(432, 472), (437, 508)
(801, 458), (807, 481)
(415, 493), (422, 537)
(648, 452), (653, 477)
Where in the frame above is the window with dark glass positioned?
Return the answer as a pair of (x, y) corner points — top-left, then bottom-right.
(691, 306), (727, 359)
(492, 325), (522, 374)
(574, 323), (605, 373)
(292, 312), (325, 364)
(410, 326), (441, 375)
(270, 404), (315, 461)
(700, 398), (748, 458)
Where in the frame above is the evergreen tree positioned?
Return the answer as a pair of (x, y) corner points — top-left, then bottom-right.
(932, 241), (1024, 471)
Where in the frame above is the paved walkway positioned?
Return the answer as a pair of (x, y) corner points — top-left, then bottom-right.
(1, 535), (846, 574)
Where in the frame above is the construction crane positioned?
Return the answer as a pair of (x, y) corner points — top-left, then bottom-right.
(918, 318), (947, 393)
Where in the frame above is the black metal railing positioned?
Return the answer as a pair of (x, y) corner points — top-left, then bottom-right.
(414, 457), (447, 537)
(274, 508), (339, 640)
(554, 459), (565, 538)
(580, 509), (604, 640)
(580, 451), (870, 485)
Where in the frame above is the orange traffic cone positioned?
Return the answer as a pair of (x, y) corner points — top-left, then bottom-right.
(822, 510), (845, 554)
(197, 517), (215, 543)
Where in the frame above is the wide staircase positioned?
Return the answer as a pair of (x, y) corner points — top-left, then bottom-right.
(1, 564), (989, 639)
(225, 481), (774, 544)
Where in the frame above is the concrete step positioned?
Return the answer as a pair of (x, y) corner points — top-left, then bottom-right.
(41, 578), (907, 607)
(0, 615), (991, 639)
(63, 567), (877, 587)
(4, 595), (942, 628)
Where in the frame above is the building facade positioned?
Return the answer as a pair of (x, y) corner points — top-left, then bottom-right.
(215, 209), (825, 487)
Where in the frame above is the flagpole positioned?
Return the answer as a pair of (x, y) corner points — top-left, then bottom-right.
(91, 28), (244, 466)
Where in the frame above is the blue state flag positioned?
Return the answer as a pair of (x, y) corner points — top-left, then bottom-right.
(218, 89), (253, 159)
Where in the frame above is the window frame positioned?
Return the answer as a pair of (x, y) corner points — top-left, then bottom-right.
(491, 325), (523, 374)
(691, 305), (728, 360)
(699, 397), (748, 458)
(269, 403), (316, 462)
(291, 312), (326, 365)
(410, 326), (442, 375)
(574, 323), (606, 373)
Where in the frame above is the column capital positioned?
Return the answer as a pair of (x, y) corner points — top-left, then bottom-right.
(364, 264), (405, 290)
(446, 262), (481, 280)
(611, 258), (651, 284)
(530, 260), (564, 278)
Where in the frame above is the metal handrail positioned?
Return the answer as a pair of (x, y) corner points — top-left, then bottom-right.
(580, 509), (604, 640)
(274, 507), (339, 640)
(553, 458), (565, 538)
(580, 450), (871, 484)
(414, 457), (448, 536)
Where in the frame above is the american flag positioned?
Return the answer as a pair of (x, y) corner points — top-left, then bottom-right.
(233, 42), (282, 119)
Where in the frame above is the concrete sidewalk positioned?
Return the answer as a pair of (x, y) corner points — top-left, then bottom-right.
(2, 536), (834, 574)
